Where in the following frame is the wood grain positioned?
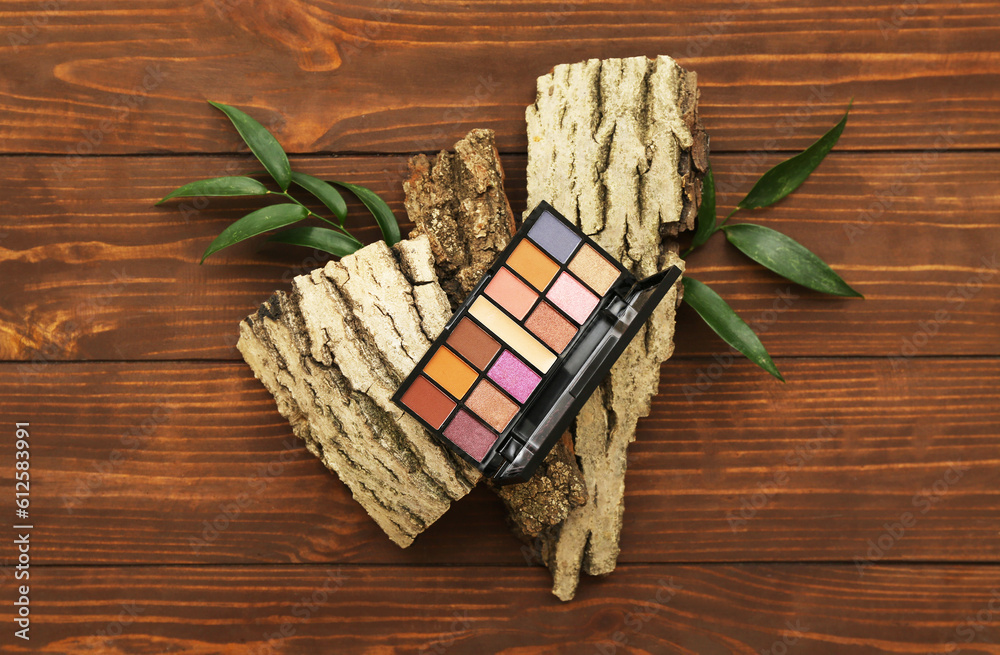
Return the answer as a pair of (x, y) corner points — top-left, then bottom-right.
(0, 1), (998, 154)
(3, 564), (1000, 653)
(5, 358), (998, 566)
(3, 0), (999, 648)
(2, 152), (998, 361)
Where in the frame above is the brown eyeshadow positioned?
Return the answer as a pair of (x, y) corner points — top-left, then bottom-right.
(465, 380), (519, 432)
(446, 318), (501, 370)
(399, 376), (455, 429)
(525, 302), (577, 353)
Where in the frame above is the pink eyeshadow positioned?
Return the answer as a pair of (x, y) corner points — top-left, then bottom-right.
(547, 272), (600, 324)
(488, 351), (541, 403)
(443, 410), (498, 462)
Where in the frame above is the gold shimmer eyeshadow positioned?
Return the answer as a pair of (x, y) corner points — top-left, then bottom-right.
(465, 380), (519, 431)
(507, 240), (560, 291)
(568, 244), (621, 295)
(484, 268), (537, 320)
(423, 347), (478, 400)
(468, 297), (556, 373)
(525, 302), (577, 353)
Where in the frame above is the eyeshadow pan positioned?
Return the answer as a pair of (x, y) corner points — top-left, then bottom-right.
(443, 410), (498, 462)
(527, 211), (581, 263)
(393, 200), (685, 484)
(446, 318), (501, 370)
(468, 297), (556, 373)
(488, 350), (541, 403)
(569, 244), (621, 295)
(525, 302), (577, 353)
(465, 380), (519, 432)
(399, 376), (455, 429)
(507, 240), (560, 291)
(484, 268), (537, 320)
(547, 272), (600, 324)
(423, 346), (478, 400)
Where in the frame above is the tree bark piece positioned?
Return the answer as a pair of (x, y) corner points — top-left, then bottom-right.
(403, 128), (518, 309)
(490, 434), (587, 541)
(237, 235), (478, 548)
(523, 55), (706, 600)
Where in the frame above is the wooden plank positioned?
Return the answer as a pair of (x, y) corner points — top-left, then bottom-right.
(3, 563), (1000, 653)
(0, 1), (998, 154)
(3, 152), (998, 361)
(4, 358), (998, 566)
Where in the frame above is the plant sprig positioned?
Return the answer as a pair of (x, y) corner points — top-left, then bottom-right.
(682, 100), (861, 381)
(157, 101), (400, 263)
(160, 102), (858, 382)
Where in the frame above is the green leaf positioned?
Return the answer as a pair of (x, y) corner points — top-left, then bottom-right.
(200, 204), (308, 263)
(157, 176), (270, 205)
(686, 164), (716, 254)
(208, 101), (292, 192)
(268, 226), (362, 258)
(723, 223), (863, 297)
(682, 277), (784, 381)
(290, 172), (348, 223)
(738, 100), (852, 210)
(330, 180), (400, 246)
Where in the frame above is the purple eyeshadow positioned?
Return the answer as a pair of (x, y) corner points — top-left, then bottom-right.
(527, 211), (580, 263)
(443, 410), (498, 462)
(488, 350), (541, 403)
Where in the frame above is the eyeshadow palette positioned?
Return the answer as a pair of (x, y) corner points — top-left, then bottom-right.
(392, 201), (682, 484)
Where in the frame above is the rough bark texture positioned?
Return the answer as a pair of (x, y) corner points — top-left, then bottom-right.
(404, 128), (518, 309)
(237, 236), (478, 548)
(490, 434), (587, 540)
(523, 55), (706, 600)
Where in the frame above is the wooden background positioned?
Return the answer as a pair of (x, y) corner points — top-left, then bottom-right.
(2, 0), (999, 652)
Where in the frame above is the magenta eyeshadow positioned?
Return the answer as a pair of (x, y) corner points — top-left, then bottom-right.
(488, 350), (541, 403)
(443, 410), (498, 462)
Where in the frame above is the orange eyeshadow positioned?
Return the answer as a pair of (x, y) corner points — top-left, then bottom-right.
(423, 346), (478, 400)
(484, 268), (538, 320)
(507, 240), (560, 291)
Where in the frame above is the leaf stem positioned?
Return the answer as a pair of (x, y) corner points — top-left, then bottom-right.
(269, 191), (356, 239)
(682, 207), (740, 258)
(717, 207), (739, 228)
